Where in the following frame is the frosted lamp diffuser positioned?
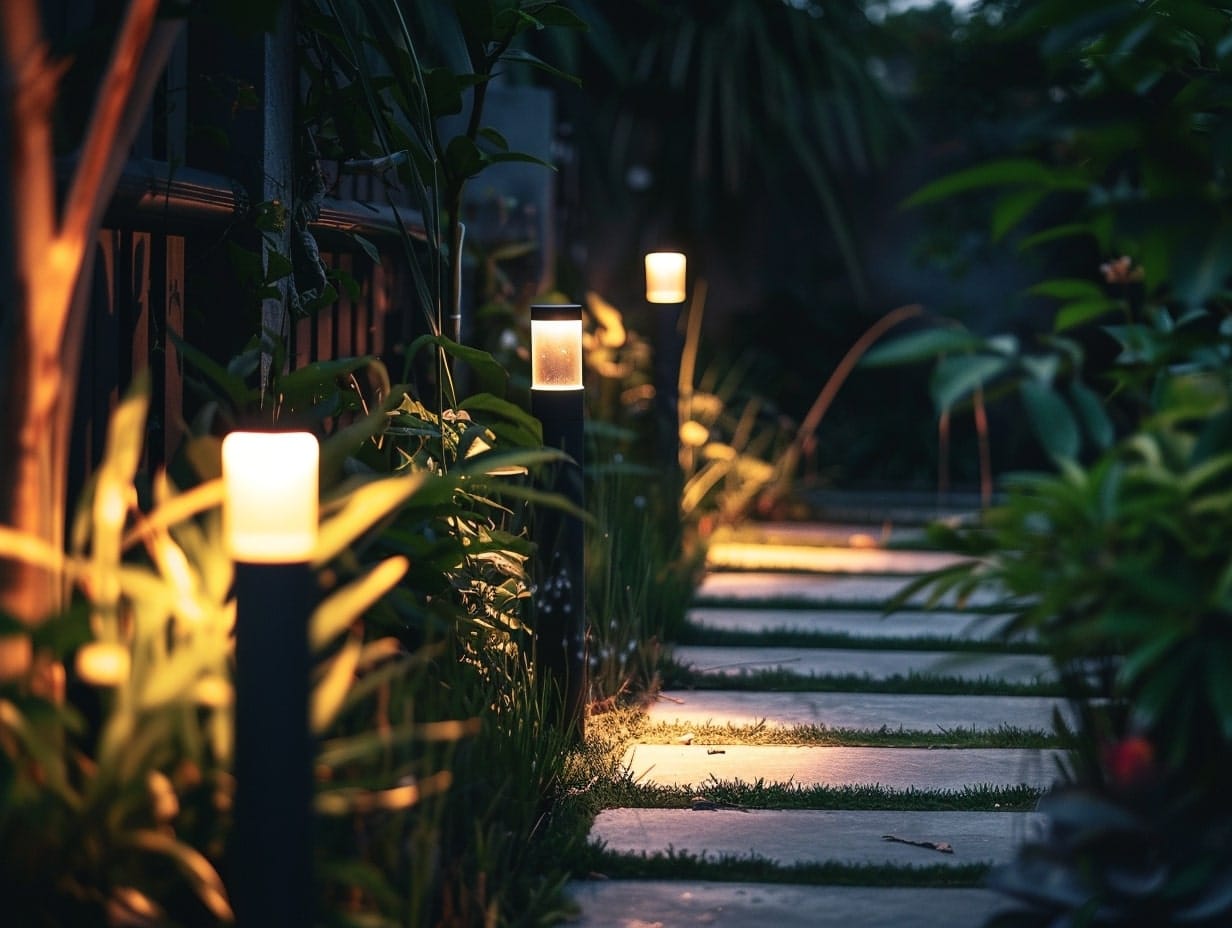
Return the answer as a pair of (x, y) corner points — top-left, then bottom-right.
(645, 252), (687, 303)
(531, 305), (584, 390)
(222, 431), (319, 563)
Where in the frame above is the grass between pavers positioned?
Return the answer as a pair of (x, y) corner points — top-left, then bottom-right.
(660, 662), (1072, 698)
(540, 711), (1041, 898)
(577, 848), (991, 888)
(595, 776), (1043, 813)
(633, 720), (1060, 749)
(677, 624), (1045, 654)
(693, 596), (1017, 614)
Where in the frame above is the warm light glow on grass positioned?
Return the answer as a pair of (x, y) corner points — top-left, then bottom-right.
(705, 543), (967, 574)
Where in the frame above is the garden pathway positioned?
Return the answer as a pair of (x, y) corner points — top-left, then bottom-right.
(567, 495), (1057, 926)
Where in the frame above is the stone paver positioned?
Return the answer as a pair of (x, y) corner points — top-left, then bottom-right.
(622, 744), (1060, 790)
(590, 808), (1046, 866)
(673, 645), (1054, 684)
(566, 881), (1011, 927)
(705, 543), (967, 574)
(648, 690), (1069, 732)
(687, 606), (1016, 641)
(695, 571), (1004, 608)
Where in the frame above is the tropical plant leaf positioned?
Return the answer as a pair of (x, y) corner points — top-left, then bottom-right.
(1019, 381), (1080, 460)
(310, 556), (409, 650)
(312, 631), (362, 734)
(861, 328), (983, 367)
(904, 159), (1058, 208)
(315, 474), (431, 566)
(932, 354), (1012, 412)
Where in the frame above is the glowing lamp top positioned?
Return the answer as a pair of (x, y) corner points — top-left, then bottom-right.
(222, 431), (319, 563)
(530, 304), (583, 390)
(645, 252), (687, 304)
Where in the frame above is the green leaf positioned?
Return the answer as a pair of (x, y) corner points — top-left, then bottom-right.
(861, 328), (983, 367)
(1029, 278), (1105, 301)
(497, 47), (582, 86)
(531, 4), (589, 31)
(1055, 299), (1123, 332)
(423, 66), (463, 116)
(460, 393), (544, 443)
(311, 556), (409, 650)
(312, 633), (362, 734)
(1070, 381), (1114, 450)
(477, 126), (509, 151)
(931, 354), (1011, 411)
(349, 233), (380, 264)
(1019, 222), (1096, 251)
(406, 334), (508, 396)
(315, 474), (431, 566)
(903, 159), (1057, 208)
(1020, 380), (1079, 460)
(487, 150), (554, 169)
(266, 249), (294, 282)
(277, 356), (384, 410)
(445, 135), (485, 180)
(992, 187), (1048, 241)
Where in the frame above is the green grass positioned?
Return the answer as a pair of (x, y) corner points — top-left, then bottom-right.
(659, 662), (1072, 697)
(693, 595), (1018, 614)
(633, 720), (1059, 749)
(593, 777), (1044, 812)
(576, 848), (991, 887)
(676, 623), (1044, 654)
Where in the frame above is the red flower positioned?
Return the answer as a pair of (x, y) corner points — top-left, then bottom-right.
(1100, 735), (1156, 789)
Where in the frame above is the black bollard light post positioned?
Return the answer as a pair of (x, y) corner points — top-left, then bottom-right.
(529, 303), (587, 739)
(222, 430), (319, 928)
(645, 252), (687, 474)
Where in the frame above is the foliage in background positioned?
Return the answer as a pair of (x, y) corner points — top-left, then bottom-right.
(874, 2), (1232, 923)
(555, 0), (902, 297)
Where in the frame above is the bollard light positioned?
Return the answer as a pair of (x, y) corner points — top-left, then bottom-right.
(223, 429), (318, 928)
(529, 304), (587, 739)
(645, 251), (687, 304)
(531, 307), (584, 389)
(645, 252), (689, 473)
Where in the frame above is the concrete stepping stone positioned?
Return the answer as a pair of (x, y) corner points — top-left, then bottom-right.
(567, 880), (1012, 927)
(695, 571), (1004, 608)
(648, 690), (1069, 733)
(705, 543), (967, 574)
(622, 744), (1061, 790)
(673, 645), (1054, 685)
(687, 607), (1015, 641)
(590, 808), (1046, 867)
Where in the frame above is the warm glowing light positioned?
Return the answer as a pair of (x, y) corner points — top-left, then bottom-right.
(645, 252), (687, 303)
(77, 641), (131, 686)
(222, 431), (319, 563)
(530, 305), (583, 390)
(0, 637), (33, 681)
(704, 543), (968, 573)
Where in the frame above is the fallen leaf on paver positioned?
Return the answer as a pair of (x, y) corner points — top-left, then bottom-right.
(691, 796), (751, 812)
(882, 834), (954, 854)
